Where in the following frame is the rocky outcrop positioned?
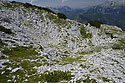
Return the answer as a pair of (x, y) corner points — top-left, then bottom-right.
(0, 1), (125, 83)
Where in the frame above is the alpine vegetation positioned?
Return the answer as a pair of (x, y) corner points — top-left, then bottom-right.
(0, 0), (125, 83)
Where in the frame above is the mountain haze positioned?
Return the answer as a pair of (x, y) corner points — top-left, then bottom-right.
(49, 6), (83, 19)
(74, 0), (125, 31)
(51, 0), (125, 31)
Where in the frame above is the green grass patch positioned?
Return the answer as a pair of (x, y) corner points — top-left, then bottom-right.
(8, 71), (73, 83)
(0, 25), (13, 34)
(41, 71), (73, 82)
(78, 51), (93, 55)
(62, 56), (84, 64)
(112, 38), (125, 50)
(4, 2), (13, 8)
(0, 70), (73, 83)
(0, 59), (43, 83)
(1, 46), (40, 69)
(80, 64), (90, 69)
(112, 44), (124, 50)
(0, 69), (12, 83)
(80, 26), (92, 38)
(0, 46), (43, 83)
(119, 38), (125, 45)
(88, 40), (93, 46)
(0, 66), (38, 83)
(2, 46), (38, 59)
(48, 14), (67, 25)
(102, 77), (111, 82)
(78, 47), (101, 55)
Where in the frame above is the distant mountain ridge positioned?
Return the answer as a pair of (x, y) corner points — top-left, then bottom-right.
(99, 0), (125, 8)
(49, 6), (83, 19)
(49, 6), (73, 12)
(73, 0), (125, 30)
(50, 0), (125, 31)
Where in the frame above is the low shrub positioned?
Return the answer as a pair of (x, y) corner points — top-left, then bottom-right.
(80, 26), (92, 38)
(11, 1), (16, 3)
(23, 3), (33, 8)
(87, 21), (103, 28)
(57, 13), (67, 20)
(2, 18), (10, 23)
(0, 25), (13, 34)
(43, 71), (73, 82)
(4, 2), (13, 8)
(112, 38), (125, 50)
(112, 44), (124, 50)
(0, 39), (4, 48)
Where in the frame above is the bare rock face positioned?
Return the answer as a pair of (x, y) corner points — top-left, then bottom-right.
(101, 0), (125, 7)
(0, 0), (8, 4)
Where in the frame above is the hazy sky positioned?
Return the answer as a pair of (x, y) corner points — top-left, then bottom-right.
(9, 0), (107, 8)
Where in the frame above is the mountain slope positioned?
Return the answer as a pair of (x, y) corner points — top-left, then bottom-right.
(73, 0), (125, 31)
(0, 0), (125, 83)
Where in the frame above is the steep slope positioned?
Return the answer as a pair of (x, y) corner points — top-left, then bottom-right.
(0, 0), (125, 83)
(73, 0), (125, 31)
